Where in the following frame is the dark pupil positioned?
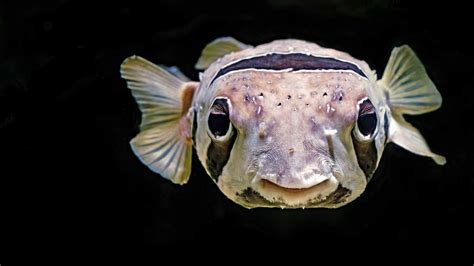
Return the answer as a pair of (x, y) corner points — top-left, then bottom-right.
(357, 99), (377, 136)
(208, 112), (230, 137)
(208, 99), (230, 137)
(357, 112), (377, 136)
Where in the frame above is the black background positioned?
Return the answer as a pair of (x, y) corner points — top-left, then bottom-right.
(1, 0), (473, 255)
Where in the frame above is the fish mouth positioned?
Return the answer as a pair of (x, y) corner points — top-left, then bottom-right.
(260, 173), (330, 189)
(251, 174), (340, 205)
(260, 178), (330, 193)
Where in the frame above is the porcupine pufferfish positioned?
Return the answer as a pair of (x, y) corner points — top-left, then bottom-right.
(120, 37), (446, 209)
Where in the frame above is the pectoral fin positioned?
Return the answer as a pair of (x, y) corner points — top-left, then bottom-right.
(121, 56), (199, 184)
(195, 37), (252, 70)
(379, 45), (446, 165)
(389, 113), (446, 165)
(378, 45), (442, 115)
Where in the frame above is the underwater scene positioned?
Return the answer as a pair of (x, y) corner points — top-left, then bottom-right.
(1, 0), (472, 255)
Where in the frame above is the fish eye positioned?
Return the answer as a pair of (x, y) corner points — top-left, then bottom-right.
(353, 98), (378, 141)
(207, 97), (233, 141)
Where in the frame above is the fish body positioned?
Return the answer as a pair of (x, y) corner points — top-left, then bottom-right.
(121, 37), (445, 209)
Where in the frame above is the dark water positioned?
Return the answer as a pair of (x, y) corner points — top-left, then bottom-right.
(1, 0), (472, 255)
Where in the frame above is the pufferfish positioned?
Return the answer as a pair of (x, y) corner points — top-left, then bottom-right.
(120, 37), (446, 209)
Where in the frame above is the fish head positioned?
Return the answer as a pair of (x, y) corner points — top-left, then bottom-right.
(198, 69), (386, 208)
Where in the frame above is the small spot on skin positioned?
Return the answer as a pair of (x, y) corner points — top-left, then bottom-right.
(277, 103), (282, 108)
(266, 81), (272, 85)
(258, 92), (264, 98)
(288, 148), (295, 155)
(298, 95), (303, 99)
(306, 103), (310, 107)
(244, 94), (250, 102)
(323, 92), (328, 97)
(287, 95), (291, 100)
(318, 105), (322, 110)
(242, 84), (249, 89)
(271, 89), (276, 94)
(335, 91), (344, 102)
(310, 91), (317, 97)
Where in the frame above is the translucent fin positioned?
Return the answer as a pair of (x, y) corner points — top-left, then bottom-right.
(379, 45), (442, 115)
(159, 65), (190, 81)
(379, 45), (446, 165)
(389, 113), (446, 165)
(195, 37), (252, 70)
(121, 56), (198, 184)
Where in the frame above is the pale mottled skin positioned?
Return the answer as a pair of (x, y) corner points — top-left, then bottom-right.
(192, 40), (388, 208)
(121, 37), (444, 209)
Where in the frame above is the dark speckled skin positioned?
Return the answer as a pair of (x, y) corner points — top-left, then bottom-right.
(217, 70), (366, 180)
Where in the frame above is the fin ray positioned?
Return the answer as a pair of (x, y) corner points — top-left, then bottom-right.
(389, 114), (446, 165)
(381, 45), (446, 165)
(379, 45), (442, 115)
(121, 55), (198, 184)
(195, 37), (252, 70)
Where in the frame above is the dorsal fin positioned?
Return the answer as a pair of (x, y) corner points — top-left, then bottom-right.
(195, 37), (252, 70)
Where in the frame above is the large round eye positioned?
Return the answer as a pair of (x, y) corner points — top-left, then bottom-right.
(353, 98), (378, 141)
(207, 98), (233, 141)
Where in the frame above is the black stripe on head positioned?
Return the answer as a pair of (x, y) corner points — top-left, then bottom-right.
(211, 53), (367, 85)
(206, 127), (237, 182)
